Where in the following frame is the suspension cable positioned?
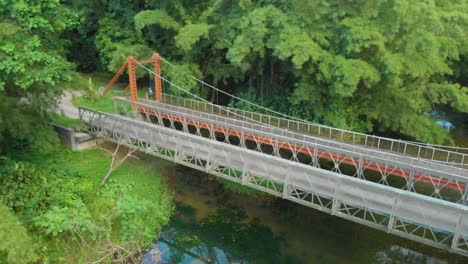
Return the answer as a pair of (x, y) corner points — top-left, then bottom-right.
(136, 62), (278, 128)
(159, 55), (309, 123)
(158, 55), (468, 151)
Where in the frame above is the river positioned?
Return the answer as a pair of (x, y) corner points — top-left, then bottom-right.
(142, 164), (466, 264)
(449, 110), (468, 148)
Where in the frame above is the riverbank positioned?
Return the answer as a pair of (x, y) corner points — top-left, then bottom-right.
(45, 105), (466, 263)
(56, 144), (174, 262)
(0, 137), (174, 263)
(145, 165), (467, 263)
(56, 85), (468, 262)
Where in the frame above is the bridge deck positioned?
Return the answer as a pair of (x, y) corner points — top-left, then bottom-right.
(113, 97), (468, 204)
(138, 97), (467, 177)
(79, 107), (468, 256)
(159, 94), (468, 167)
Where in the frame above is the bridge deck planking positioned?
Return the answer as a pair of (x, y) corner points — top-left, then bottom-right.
(78, 107), (468, 256)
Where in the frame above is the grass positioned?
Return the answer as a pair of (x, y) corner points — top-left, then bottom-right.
(62, 145), (171, 202)
(60, 72), (118, 91)
(73, 88), (155, 113)
(72, 91), (117, 113)
(47, 144), (174, 262)
(48, 113), (81, 127)
(70, 71), (125, 113)
(73, 89), (147, 112)
(70, 71), (159, 113)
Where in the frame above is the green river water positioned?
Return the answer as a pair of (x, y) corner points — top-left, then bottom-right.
(141, 164), (467, 264)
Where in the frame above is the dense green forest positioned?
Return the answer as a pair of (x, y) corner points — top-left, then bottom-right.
(0, 0), (467, 262)
(1, 0), (467, 144)
(72, 0), (468, 144)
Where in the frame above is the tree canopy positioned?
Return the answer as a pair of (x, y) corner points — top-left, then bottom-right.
(119, 0), (468, 143)
(0, 0), (78, 104)
(2, 0), (467, 145)
(0, 1), (467, 262)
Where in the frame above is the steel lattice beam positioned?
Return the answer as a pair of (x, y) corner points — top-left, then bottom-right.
(79, 107), (468, 256)
(159, 93), (468, 166)
(113, 97), (468, 204)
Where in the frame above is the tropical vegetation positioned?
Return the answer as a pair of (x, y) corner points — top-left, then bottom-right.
(0, 0), (467, 262)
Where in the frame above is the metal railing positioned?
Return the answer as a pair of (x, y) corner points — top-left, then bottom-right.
(114, 97), (468, 204)
(161, 93), (468, 167)
(79, 106), (468, 256)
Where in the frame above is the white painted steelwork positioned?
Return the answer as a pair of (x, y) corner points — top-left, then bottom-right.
(113, 97), (468, 204)
(79, 107), (468, 256)
(160, 93), (468, 167)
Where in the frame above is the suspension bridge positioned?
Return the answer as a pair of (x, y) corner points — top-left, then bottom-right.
(79, 53), (468, 256)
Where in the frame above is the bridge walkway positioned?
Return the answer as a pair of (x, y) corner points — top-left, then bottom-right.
(158, 94), (468, 167)
(112, 97), (468, 205)
(78, 106), (468, 256)
(138, 97), (467, 176)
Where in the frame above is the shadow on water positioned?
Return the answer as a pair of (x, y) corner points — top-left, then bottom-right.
(145, 202), (294, 264)
(448, 110), (468, 147)
(143, 164), (467, 264)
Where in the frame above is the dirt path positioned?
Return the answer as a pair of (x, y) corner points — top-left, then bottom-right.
(56, 90), (83, 119)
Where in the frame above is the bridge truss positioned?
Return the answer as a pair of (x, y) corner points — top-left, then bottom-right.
(79, 107), (468, 256)
(92, 53), (468, 256)
(158, 93), (468, 167)
(113, 97), (468, 205)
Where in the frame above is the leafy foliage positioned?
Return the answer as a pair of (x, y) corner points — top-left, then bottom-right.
(0, 157), (93, 216)
(108, 44), (154, 77)
(0, 203), (38, 264)
(82, 77), (100, 103)
(116, 195), (158, 242)
(34, 201), (97, 237)
(0, 1), (178, 262)
(0, 0), (80, 161)
(0, 96), (60, 160)
(175, 23), (212, 51)
(165, 63), (203, 96)
(94, 16), (144, 69)
(134, 10), (181, 31)
(0, 146), (174, 262)
(126, 0), (468, 143)
(0, 0), (78, 101)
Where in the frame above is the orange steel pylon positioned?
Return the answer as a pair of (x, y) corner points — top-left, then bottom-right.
(102, 53), (162, 101)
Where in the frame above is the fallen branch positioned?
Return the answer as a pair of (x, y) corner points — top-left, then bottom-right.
(99, 141), (138, 187)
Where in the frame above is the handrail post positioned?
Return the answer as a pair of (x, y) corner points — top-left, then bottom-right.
(406, 169), (415, 191)
(450, 213), (464, 252)
(462, 184), (468, 206)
